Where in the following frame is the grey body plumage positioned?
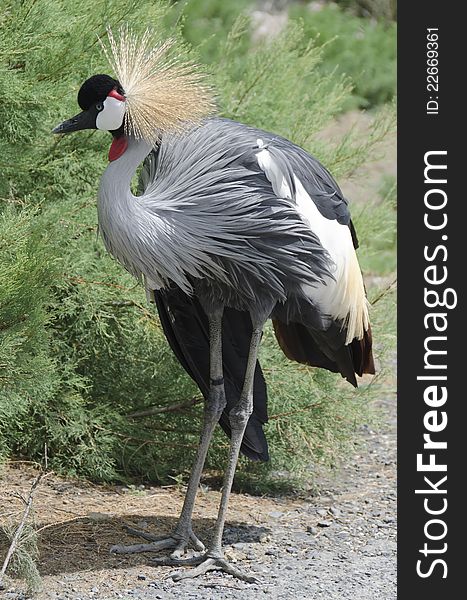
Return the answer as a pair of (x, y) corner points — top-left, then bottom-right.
(98, 118), (341, 324)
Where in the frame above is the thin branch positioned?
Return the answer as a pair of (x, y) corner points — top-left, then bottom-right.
(269, 401), (325, 421)
(65, 274), (135, 292)
(370, 277), (397, 305)
(103, 300), (158, 322)
(33, 515), (87, 537)
(105, 300), (137, 307)
(127, 396), (204, 418)
(0, 472), (44, 586)
(65, 277), (159, 322)
(92, 423), (200, 441)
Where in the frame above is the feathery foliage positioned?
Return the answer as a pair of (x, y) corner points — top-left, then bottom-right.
(289, 2), (397, 109)
(0, 0), (395, 489)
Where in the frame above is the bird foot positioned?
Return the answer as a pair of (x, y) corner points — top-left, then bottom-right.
(110, 525), (205, 559)
(151, 553), (259, 583)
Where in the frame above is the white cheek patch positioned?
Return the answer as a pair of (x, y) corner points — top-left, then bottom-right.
(96, 96), (126, 131)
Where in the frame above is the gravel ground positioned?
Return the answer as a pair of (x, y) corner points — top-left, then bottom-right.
(0, 391), (396, 600)
(132, 394), (397, 600)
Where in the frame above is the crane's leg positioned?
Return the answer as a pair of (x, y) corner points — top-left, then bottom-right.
(110, 306), (226, 559)
(153, 306), (271, 583)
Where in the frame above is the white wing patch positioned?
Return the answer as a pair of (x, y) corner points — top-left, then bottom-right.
(256, 147), (369, 344)
(256, 147), (292, 200)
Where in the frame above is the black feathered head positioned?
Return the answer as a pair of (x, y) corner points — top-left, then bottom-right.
(77, 74), (123, 110)
(52, 73), (127, 135)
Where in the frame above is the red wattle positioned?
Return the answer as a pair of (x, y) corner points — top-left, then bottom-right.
(108, 137), (128, 162)
(108, 89), (126, 102)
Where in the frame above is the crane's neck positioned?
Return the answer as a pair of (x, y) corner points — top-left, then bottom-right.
(96, 130), (221, 296)
(101, 135), (153, 193)
(97, 135), (159, 286)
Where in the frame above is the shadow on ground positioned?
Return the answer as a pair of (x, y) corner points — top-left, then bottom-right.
(0, 513), (270, 577)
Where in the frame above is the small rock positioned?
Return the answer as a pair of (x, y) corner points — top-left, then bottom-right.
(232, 542), (246, 550)
(316, 508), (328, 517)
(317, 521), (331, 528)
(224, 548), (240, 561)
(88, 512), (108, 522)
(306, 525), (318, 535)
(376, 521), (389, 528)
(268, 511), (284, 519)
(330, 506), (341, 517)
(137, 574), (146, 580)
(286, 546), (298, 554)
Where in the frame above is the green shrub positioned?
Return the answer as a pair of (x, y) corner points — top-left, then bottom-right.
(173, 0), (396, 110)
(335, 0), (397, 22)
(289, 3), (396, 108)
(0, 0), (395, 488)
(0, 208), (55, 460)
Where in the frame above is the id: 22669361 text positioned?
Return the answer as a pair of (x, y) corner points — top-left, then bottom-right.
(426, 28), (439, 115)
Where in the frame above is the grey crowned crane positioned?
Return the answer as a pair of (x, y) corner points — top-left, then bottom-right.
(53, 28), (375, 582)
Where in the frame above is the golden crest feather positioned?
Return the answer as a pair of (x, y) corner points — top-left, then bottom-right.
(100, 26), (215, 142)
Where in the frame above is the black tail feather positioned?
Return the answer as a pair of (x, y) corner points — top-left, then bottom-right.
(154, 287), (269, 462)
(273, 317), (375, 388)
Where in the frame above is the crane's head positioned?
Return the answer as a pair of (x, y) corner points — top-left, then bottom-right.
(52, 26), (214, 155)
(52, 74), (126, 136)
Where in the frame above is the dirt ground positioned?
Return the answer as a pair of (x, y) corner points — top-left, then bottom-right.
(0, 113), (397, 599)
(0, 388), (396, 600)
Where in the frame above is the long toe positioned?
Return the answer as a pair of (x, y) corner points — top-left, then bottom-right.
(110, 537), (177, 554)
(170, 531), (205, 559)
(172, 557), (259, 583)
(215, 558), (259, 583)
(171, 557), (217, 581)
(110, 527), (205, 556)
(153, 554), (259, 583)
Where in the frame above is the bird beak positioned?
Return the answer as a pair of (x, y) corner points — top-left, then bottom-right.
(52, 110), (96, 134)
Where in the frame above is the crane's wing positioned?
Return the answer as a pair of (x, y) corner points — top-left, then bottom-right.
(223, 119), (375, 385)
(154, 286), (269, 461)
